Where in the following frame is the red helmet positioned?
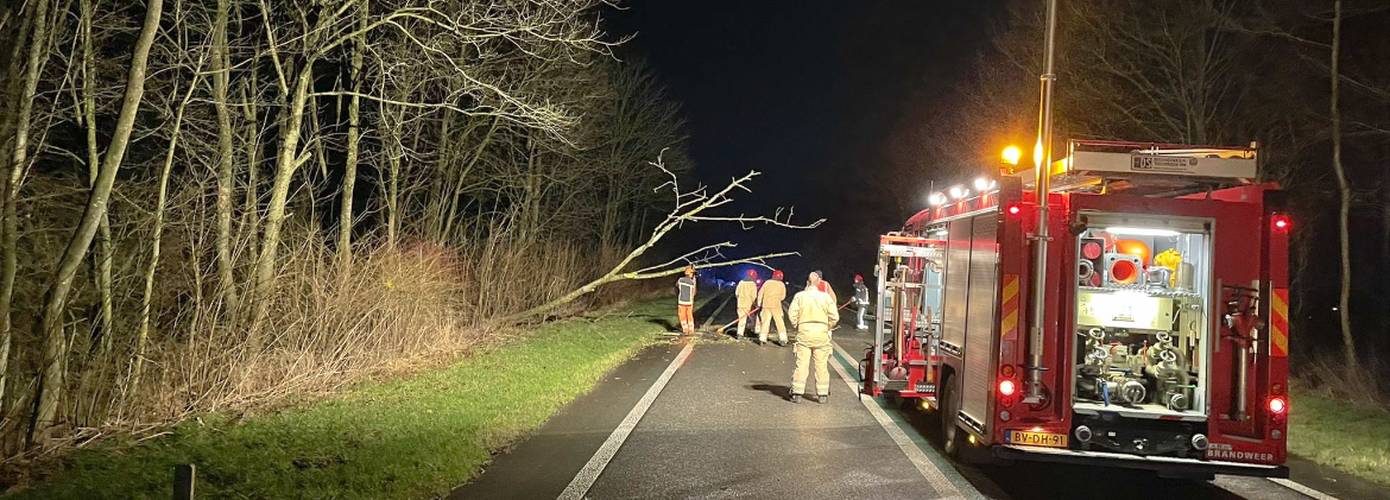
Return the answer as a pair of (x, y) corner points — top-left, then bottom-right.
(745, 269), (758, 280)
(854, 274), (864, 283)
(771, 269), (784, 280)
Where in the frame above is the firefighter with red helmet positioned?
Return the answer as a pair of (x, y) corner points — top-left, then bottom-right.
(758, 269), (788, 345)
(788, 274), (839, 404)
(811, 270), (837, 306)
(853, 274), (871, 330)
(734, 269), (760, 340)
(676, 266), (697, 335)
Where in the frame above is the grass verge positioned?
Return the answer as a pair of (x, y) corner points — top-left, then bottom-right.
(1289, 387), (1390, 487)
(12, 298), (676, 499)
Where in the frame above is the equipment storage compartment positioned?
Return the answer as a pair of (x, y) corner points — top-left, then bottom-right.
(1070, 212), (1212, 420)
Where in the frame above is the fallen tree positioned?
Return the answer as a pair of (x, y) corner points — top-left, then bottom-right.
(504, 150), (823, 323)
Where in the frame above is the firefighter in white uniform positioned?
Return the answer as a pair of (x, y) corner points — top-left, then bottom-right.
(734, 269), (760, 339)
(787, 275), (839, 404)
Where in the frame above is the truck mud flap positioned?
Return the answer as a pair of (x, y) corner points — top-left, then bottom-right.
(994, 444), (1289, 478)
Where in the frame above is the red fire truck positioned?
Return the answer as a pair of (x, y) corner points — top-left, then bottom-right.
(861, 139), (1290, 478)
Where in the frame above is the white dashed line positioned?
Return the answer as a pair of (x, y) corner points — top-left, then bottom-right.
(558, 341), (694, 500)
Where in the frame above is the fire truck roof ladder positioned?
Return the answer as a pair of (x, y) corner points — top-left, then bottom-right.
(1020, 139), (1260, 198)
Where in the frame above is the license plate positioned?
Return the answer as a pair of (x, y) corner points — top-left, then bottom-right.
(1006, 430), (1068, 448)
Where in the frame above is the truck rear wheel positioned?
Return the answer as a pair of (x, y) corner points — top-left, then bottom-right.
(940, 375), (962, 458)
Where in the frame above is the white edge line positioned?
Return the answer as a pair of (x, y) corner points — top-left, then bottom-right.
(824, 341), (1336, 500)
(1269, 477), (1339, 500)
(557, 341), (695, 500)
(829, 342), (967, 500)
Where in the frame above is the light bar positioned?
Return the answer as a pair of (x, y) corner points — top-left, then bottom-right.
(974, 177), (991, 191)
(1104, 226), (1180, 237)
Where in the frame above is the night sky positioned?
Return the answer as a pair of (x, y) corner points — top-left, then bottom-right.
(608, 2), (1004, 286)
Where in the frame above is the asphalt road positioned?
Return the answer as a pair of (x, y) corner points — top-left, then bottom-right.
(453, 295), (1382, 499)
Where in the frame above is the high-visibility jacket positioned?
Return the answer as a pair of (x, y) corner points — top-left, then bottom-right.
(853, 282), (870, 304)
(677, 277), (696, 305)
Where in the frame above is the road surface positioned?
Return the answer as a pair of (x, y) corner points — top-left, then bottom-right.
(453, 294), (1383, 499)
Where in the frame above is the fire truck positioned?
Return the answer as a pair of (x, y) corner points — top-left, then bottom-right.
(861, 139), (1291, 478)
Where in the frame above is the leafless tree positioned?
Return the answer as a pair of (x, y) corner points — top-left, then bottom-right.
(505, 151), (823, 322)
(31, 0), (164, 445)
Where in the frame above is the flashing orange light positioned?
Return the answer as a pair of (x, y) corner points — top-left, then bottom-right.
(1001, 145), (1023, 166)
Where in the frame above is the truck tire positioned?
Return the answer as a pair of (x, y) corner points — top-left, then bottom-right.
(940, 375), (963, 458)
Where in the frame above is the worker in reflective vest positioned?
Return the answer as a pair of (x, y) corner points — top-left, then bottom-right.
(676, 266), (697, 335)
(853, 274), (870, 330)
(734, 269), (760, 340)
(758, 270), (788, 345)
(788, 275), (839, 404)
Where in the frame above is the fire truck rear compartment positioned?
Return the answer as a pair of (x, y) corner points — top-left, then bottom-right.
(1069, 213), (1213, 429)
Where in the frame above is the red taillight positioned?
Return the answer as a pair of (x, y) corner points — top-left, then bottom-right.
(1005, 203), (1023, 216)
(999, 379), (1017, 397)
(1271, 214), (1292, 232)
(1268, 396), (1287, 415)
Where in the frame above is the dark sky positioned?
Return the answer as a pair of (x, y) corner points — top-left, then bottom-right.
(607, 2), (1004, 285)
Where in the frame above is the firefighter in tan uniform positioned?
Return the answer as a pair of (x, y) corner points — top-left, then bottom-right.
(733, 269), (760, 340)
(757, 269), (788, 345)
(787, 275), (839, 404)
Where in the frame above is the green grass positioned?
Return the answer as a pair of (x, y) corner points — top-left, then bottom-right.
(14, 299), (675, 499)
(1289, 388), (1390, 487)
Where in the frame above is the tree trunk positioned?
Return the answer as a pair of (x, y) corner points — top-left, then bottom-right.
(212, 0), (238, 310)
(133, 72), (199, 394)
(4, 0), (50, 422)
(337, 0), (365, 270)
(381, 106), (402, 249)
(250, 67), (313, 329)
(0, 7), (35, 418)
(1329, 0), (1359, 372)
(442, 116), (499, 241)
(80, 0), (115, 357)
(240, 64), (261, 266)
(30, 0), (163, 445)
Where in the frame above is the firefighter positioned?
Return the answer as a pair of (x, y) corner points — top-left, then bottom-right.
(758, 269), (788, 345)
(811, 270), (838, 306)
(734, 269), (760, 340)
(676, 266), (697, 335)
(788, 275), (839, 404)
(853, 274), (870, 330)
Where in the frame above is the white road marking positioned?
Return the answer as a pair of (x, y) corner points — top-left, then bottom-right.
(829, 342), (967, 499)
(558, 341), (695, 500)
(825, 342), (1336, 500)
(1269, 477), (1339, 500)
